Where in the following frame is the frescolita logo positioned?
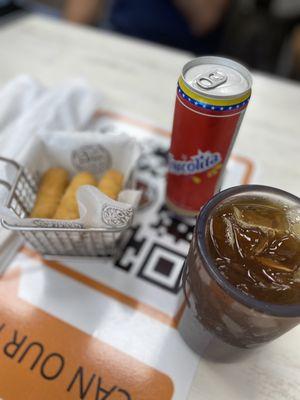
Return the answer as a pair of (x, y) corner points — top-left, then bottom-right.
(168, 150), (222, 175)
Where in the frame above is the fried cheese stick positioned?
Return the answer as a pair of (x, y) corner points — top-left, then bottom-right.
(30, 168), (69, 219)
(98, 169), (124, 200)
(54, 171), (96, 220)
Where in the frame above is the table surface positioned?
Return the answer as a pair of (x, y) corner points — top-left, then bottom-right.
(0, 14), (299, 400)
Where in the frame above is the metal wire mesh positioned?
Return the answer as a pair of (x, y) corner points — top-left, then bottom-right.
(0, 157), (131, 257)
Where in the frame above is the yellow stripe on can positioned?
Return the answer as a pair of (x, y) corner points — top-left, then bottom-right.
(178, 77), (251, 107)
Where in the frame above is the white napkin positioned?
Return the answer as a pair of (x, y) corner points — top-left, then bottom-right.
(0, 75), (101, 161)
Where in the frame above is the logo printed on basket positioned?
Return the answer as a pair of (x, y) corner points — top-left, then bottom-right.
(32, 220), (83, 229)
(168, 150), (222, 175)
(102, 204), (133, 228)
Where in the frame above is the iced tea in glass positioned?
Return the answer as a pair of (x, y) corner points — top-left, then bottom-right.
(182, 185), (300, 349)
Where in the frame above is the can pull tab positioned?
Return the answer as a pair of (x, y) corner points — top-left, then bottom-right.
(196, 70), (227, 90)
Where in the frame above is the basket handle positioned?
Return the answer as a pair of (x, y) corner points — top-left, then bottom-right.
(0, 156), (21, 171)
(0, 179), (12, 191)
(0, 156), (21, 198)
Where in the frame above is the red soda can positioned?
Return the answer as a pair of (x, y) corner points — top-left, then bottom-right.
(166, 56), (252, 216)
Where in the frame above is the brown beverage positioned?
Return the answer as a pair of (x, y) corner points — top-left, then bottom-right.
(208, 196), (300, 305)
(181, 185), (300, 349)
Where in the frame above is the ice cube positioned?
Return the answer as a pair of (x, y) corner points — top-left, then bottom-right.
(252, 234), (270, 256)
(287, 207), (300, 239)
(223, 216), (235, 248)
(231, 207), (274, 257)
(229, 216), (263, 259)
(292, 223), (300, 237)
(233, 204), (288, 233)
(256, 256), (294, 272)
(209, 216), (236, 259)
(294, 268), (300, 283)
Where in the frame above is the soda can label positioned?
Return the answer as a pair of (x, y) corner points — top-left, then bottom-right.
(166, 57), (252, 215)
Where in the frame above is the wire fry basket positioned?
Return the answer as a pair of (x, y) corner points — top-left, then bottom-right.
(0, 156), (132, 257)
